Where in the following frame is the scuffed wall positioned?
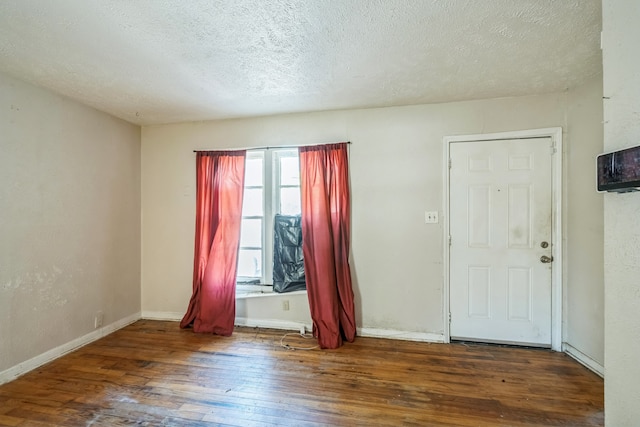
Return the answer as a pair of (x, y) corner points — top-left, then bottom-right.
(0, 72), (141, 374)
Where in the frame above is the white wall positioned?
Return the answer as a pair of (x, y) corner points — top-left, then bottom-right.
(564, 76), (604, 367)
(602, 1), (640, 425)
(142, 87), (604, 348)
(0, 73), (141, 377)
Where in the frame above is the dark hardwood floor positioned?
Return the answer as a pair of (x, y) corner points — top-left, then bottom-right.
(0, 320), (603, 426)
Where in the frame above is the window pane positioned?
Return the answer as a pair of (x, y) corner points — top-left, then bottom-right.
(244, 157), (263, 187)
(242, 188), (263, 216)
(280, 187), (301, 215)
(239, 218), (262, 247)
(237, 249), (262, 278)
(280, 156), (300, 186)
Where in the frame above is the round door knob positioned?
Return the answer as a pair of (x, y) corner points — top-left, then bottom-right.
(540, 255), (554, 263)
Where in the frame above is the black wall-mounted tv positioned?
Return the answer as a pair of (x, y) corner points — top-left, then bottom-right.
(597, 145), (640, 192)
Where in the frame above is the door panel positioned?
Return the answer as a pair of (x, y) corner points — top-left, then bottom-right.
(449, 138), (553, 346)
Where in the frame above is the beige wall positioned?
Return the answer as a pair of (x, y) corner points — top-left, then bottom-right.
(602, 1), (640, 424)
(142, 86), (603, 353)
(0, 73), (141, 376)
(565, 76), (604, 366)
(0, 58), (602, 382)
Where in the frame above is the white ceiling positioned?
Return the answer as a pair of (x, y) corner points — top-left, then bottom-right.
(0, 0), (602, 126)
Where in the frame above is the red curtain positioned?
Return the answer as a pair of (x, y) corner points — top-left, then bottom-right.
(299, 143), (356, 349)
(180, 150), (246, 336)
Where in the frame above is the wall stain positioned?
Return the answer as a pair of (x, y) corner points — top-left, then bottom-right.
(1, 264), (77, 308)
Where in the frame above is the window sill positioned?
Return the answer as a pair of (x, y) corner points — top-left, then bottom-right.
(235, 284), (307, 299)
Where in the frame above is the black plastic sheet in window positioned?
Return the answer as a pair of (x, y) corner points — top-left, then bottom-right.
(273, 214), (306, 293)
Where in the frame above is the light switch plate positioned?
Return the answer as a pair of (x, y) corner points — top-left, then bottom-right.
(425, 211), (439, 224)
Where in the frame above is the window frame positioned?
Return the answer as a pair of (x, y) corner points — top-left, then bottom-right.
(236, 151), (265, 283)
(237, 148), (301, 286)
(273, 148), (301, 217)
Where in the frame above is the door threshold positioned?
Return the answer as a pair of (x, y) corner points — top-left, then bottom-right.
(451, 338), (551, 350)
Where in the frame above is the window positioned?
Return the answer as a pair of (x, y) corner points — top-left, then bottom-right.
(237, 151), (265, 282)
(237, 149), (301, 285)
(274, 150), (301, 216)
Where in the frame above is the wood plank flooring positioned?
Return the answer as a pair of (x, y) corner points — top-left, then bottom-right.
(0, 320), (603, 426)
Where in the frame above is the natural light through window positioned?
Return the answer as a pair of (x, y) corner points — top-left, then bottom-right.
(237, 152), (265, 281)
(277, 153), (301, 215)
(237, 149), (300, 285)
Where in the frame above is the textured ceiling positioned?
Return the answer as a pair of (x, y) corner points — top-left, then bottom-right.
(0, 0), (601, 125)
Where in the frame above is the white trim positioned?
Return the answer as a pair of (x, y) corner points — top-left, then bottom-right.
(443, 127), (564, 352)
(0, 312), (141, 385)
(358, 327), (445, 343)
(142, 313), (309, 332)
(234, 317), (309, 332)
(142, 314), (311, 334)
(236, 290), (307, 299)
(145, 313), (444, 344)
(142, 311), (183, 321)
(563, 342), (604, 377)
(443, 136), (451, 344)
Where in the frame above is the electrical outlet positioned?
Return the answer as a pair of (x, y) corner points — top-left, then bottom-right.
(282, 300), (290, 311)
(424, 211), (439, 224)
(94, 311), (104, 329)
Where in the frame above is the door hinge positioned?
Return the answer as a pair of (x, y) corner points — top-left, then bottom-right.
(448, 158), (452, 169)
(448, 312), (452, 323)
(550, 142), (557, 155)
(448, 235), (452, 246)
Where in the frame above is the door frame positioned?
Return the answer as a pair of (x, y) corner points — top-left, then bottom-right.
(443, 128), (563, 351)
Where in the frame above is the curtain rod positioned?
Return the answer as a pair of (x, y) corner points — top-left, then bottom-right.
(193, 141), (351, 153)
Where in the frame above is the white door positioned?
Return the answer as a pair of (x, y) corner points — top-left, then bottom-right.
(449, 138), (553, 346)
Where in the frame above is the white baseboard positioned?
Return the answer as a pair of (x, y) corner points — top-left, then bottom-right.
(235, 319), (445, 344)
(358, 327), (445, 343)
(121, 312), (446, 345)
(562, 342), (604, 377)
(233, 321), (446, 344)
(142, 313), (310, 333)
(234, 317), (309, 332)
(142, 311), (183, 321)
(0, 311), (141, 385)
